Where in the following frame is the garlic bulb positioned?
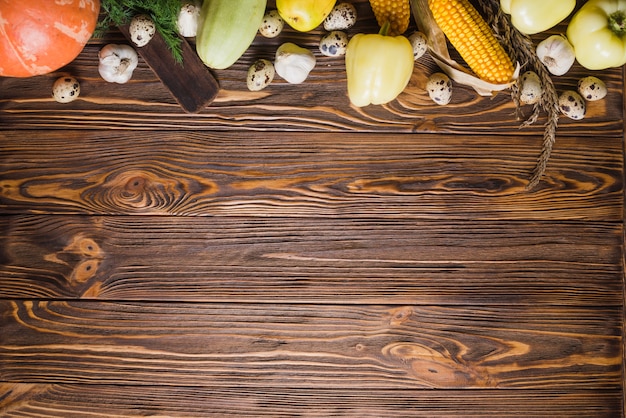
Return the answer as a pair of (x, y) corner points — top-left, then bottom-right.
(536, 35), (575, 76)
(177, 1), (201, 37)
(274, 43), (316, 84)
(98, 44), (139, 84)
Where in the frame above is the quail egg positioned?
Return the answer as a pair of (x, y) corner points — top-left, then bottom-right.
(129, 14), (156, 47)
(558, 90), (586, 120)
(519, 71), (542, 105)
(52, 76), (80, 103)
(319, 31), (348, 57)
(247, 59), (275, 91)
(426, 72), (452, 105)
(323, 2), (357, 31)
(577, 76), (607, 101)
(408, 31), (428, 60)
(259, 10), (284, 38)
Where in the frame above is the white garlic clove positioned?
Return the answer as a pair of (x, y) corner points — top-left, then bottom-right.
(177, 1), (201, 38)
(259, 10), (284, 38)
(408, 31), (428, 61)
(426, 72), (452, 105)
(578, 76), (607, 101)
(319, 31), (348, 57)
(247, 59), (275, 91)
(536, 34), (575, 76)
(129, 14), (156, 47)
(519, 71), (543, 105)
(323, 2), (357, 31)
(558, 90), (586, 120)
(52, 76), (80, 103)
(274, 43), (316, 84)
(98, 44), (139, 84)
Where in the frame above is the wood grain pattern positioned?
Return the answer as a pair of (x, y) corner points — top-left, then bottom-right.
(0, 215), (622, 304)
(0, 301), (621, 389)
(0, 1), (624, 416)
(1, 385), (621, 417)
(0, 130), (622, 219)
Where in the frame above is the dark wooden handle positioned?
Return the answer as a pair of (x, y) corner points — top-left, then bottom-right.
(119, 24), (219, 113)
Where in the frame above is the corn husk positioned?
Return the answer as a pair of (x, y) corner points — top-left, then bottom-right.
(410, 0), (519, 96)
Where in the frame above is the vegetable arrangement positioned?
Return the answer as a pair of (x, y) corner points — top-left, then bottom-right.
(0, 0), (624, 187)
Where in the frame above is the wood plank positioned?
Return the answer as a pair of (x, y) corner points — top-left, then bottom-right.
(0, 14), (622, 134)
(0, 301), (621, 389)
(0, 384), (621, 417)
(0, 131), (622, 220)
(0, 215), (622, 304)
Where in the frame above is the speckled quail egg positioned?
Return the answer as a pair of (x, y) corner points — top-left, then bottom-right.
(426, 72), (452, 105)
(558, 90), (586, 120)
(323, 2), (357, 31)
(577, 76), (607, 101)
(319, 31), (348, 57)
(408, 31), (428, 61)
(259, 10), (284, 38)
(129, 14), (156, 47)
(519, 71), (543, 105)
(247, 59), (275, 91)
(52, 76), (80, 103)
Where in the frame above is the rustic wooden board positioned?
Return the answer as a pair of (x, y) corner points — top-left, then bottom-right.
(0, 301), (621, 389)
(0, 130), (622, 219)
(1, 385), (621, 417)
(0, 1), (624, 416)
(0, 215), (622, 304)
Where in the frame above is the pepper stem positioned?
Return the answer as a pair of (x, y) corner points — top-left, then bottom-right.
(609, 10), (626, 36)
(379, 21), (390, 36)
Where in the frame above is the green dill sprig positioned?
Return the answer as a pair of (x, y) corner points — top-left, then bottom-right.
(95, 0), (184, 64)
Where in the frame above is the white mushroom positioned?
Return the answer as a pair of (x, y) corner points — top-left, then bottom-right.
(259, 10), (284, 38)
(558, 90), (586, 120)
(52, 76), (80, 103)
(247, 59), (275, 91)
(177, 1), (201, 37)
(98, 44), (139, 84)
(274, 43), (316, 84)
(323, 2), (357, 31)
(129, 14), (156, 47)
(319, 31), (348, 57)
(426, 72), (452, 105)
(578, 76), (607, 101)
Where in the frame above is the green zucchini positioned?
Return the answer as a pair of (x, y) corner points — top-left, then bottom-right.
(196, 0), (267, 70)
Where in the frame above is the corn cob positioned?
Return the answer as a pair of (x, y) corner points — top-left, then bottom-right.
(369, 0), (411, 36)
(428, 0), (515, 84)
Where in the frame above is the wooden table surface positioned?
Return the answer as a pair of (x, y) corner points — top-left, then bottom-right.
(1, 1), (624, 416)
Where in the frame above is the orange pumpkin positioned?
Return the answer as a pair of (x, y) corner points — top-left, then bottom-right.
(0, 0), (100, 77)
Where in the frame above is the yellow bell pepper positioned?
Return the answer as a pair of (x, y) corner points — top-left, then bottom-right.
(345, 22), (414, 107)
(500, 0), (575, 35)
(567, 0), (626, 70)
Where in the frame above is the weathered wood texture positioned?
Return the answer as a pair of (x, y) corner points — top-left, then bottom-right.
(1, 1), (624, 416)
(0, 131), (622, 219)
(0, 215), (622, 304)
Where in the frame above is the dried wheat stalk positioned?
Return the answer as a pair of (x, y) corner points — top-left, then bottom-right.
(477, 0), (560, 190)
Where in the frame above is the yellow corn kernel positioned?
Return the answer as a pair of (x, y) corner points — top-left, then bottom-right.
(428, 0), (515, 84)
(369, 0), (411, 36)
